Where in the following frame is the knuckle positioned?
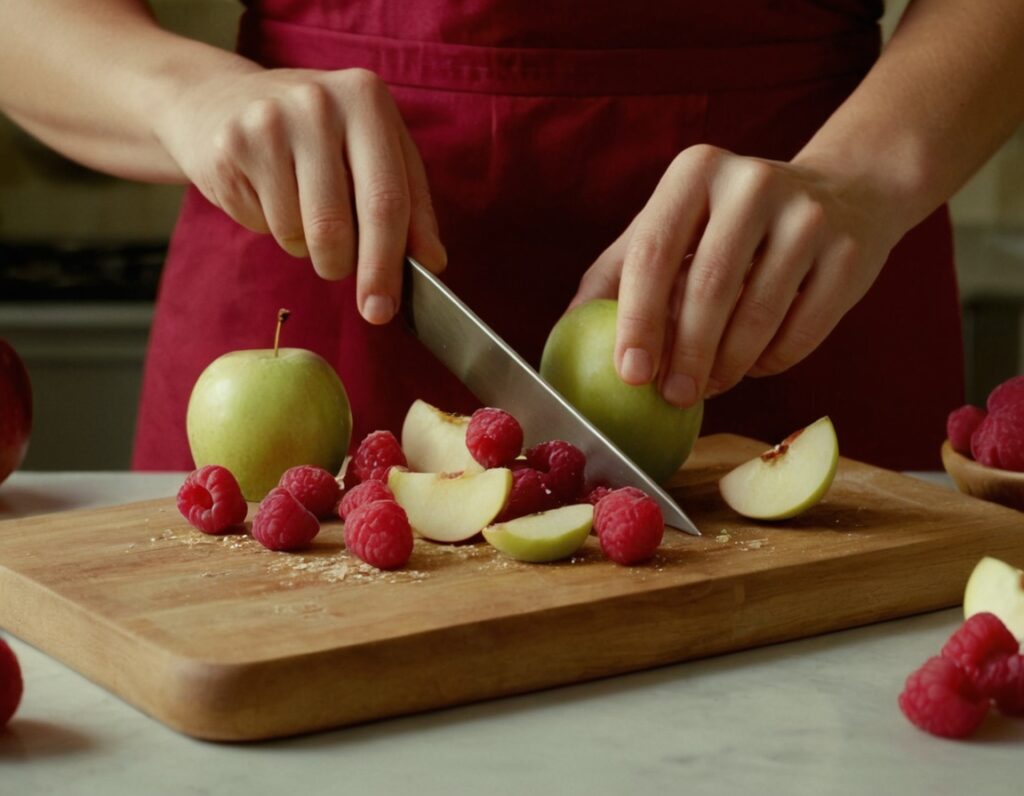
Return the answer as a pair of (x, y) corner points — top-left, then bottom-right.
(626, 228), (671, 270)
(363, 180), (410, 224)
(617, 308), (661, 342)
(288, 81), (332, 119)
(688, 256), (734, 301)
(242, 98), (285, 137)
(739, 292), (783, 332)
(305, 210), (353, 246)
(344, 67), (386, 99)
(675, 143), (722, 173)
(737, 159), (774, 195)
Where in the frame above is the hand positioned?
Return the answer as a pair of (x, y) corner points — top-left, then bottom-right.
(571, 144), (905, 407)
(155, 67), (446, 324)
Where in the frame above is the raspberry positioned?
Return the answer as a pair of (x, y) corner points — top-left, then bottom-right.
(176, 465), (248, 535)
(251, 487), (320, 551)
(946, 405), (986, 457)
(987, 375), (1024, 414)
(0, 636), (23, 729)
(466, 408), (524, 468)
(351, 430), (407, 483)
(526, 440), (586, 504)
(344, 499), (413, 570)
(988, 654), (1024, 716)
(593, 487), (663, 565)
(278, 465), (341, 519)
(338, 479), (395, 520)
(494, 467), (558, 522)
(940, 612), (1019, 693)
(970, 403), (1024, 471)
(898, 656), (989, 739)
(583, 483), (615, 505)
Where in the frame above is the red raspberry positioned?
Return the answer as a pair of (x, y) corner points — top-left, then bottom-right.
(0, 636), (23, 729)
(338, 479), (395, 520)
(344, 499), (413, 570)
(898, 656), (989, 739)
(946, 405), (986, 457)
(526, 440), (587, 504)
(251, 487), (320, 551)
(988, 654), (1024, 716)
(278, 465), (341, 519)
(494, 467), (559, 523)
(987, 375), (1024, 414)
(466, 408), (524, 468)
(176, 465), (248, 535)
(583, 483), (615, 505)
(940, 612), (1019, 695)
(351, 430), (407, 483)
(593, 487), (663, 565)
(970, 403), (1024, 471)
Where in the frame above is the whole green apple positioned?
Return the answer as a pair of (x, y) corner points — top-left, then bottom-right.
(540, 299), (703, 484)
(187, 332), (351, 501)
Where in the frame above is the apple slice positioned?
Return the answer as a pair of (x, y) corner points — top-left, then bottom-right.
(963, 556), (1024, 642)
(400, 399), (484, 475)
(388, 467), (512, 542)
(719, 416), (838, 521)
(484, 503), (594, 563)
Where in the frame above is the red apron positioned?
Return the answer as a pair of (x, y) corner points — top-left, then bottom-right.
(133, 0), (963, 473)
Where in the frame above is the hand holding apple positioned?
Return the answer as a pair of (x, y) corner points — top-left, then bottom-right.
(186, 310), (352, 501)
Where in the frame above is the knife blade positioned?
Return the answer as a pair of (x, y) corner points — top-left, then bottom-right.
(400, 257), (701, 536)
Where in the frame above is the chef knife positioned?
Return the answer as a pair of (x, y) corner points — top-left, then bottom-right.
(401, 257), (701, 536)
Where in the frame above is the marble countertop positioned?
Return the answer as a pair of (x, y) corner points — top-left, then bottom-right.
(1, 472), (1021, 795)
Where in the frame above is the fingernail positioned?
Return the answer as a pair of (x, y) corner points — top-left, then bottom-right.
(363, 294), (395, 324)
(621, 348), (653, 384)
(663, 373), (697, 407)
(281, 236), (309, 258)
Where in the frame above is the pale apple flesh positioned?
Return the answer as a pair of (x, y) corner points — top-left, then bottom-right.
(387, 467), (512, 543)
(719, 416), (838, 521)
(483, 503), (594, 563)
(400, 399), (483, 475)
(187, 348), (351, 502)
(963, 556), (1024, 642)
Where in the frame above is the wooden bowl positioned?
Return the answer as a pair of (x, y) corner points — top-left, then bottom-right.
(941, 440), (1024, 512)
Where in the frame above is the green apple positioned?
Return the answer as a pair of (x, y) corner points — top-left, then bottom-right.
(187, 311), (351, 501)
(483, 503), (594, 563)
(400, 399), (483, 475)
(540, 299), (703, 484)
(719, 416), (838, 521)
(388, 467), (512, 542)
(963, 556), (1024, 641)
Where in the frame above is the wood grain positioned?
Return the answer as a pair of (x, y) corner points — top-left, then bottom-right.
(1, 434), (1023, 741)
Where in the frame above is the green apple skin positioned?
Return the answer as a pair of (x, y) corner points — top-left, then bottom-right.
(187, 348), (351, 501)
(540, 299), (703, 483)
(483, 503), (594, 563)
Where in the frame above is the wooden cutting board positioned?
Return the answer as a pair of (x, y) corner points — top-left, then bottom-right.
(1, 434), (1022, 742)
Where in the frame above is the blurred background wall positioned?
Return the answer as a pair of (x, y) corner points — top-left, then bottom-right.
(1, 0), (1022, 470)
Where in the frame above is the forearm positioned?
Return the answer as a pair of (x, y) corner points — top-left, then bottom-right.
(0, 0), (258, 182)
(794, 0), (1024, 235)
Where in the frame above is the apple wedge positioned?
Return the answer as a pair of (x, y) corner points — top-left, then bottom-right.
(484, 503), (594, 563)
(388, 467), (511, 542)
(719, 416), (838, 521)
(401, 399), (483, 475)
(964, 556), (1024, 642)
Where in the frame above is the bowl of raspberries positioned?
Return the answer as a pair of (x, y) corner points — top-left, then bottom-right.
(943, 375), (1024, 511)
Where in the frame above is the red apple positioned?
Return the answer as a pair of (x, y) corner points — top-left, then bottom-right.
(0, 339), (32, 486)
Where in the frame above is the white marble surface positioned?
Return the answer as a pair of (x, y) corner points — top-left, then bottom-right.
(1, 472), (1022, 795)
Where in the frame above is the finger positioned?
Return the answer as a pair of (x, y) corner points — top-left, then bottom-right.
(748, 241), (860, 377)
(346, 80), (411, 324)
(705, 199), (823, 394)
(399, 126), (447, 274)
(659, 162), (772, 407)
(240, 100), (308, 258)
(293, 105), (356, 281)
(210, 171), (270, 235)
(569, 222), (632, 310)
(615, 160), (709, 387)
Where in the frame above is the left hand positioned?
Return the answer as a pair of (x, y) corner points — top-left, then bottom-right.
(570, 144), (905, 408)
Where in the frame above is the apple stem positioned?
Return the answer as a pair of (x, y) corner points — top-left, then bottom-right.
(274, 309), (290, 357)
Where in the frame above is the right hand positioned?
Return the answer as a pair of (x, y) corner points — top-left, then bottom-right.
(155, 67), (446, 324)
